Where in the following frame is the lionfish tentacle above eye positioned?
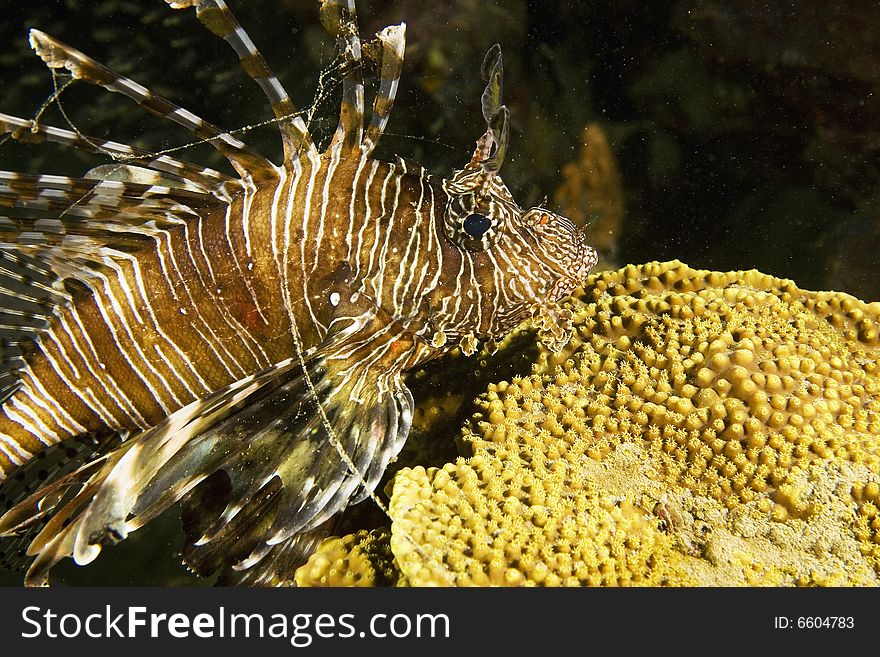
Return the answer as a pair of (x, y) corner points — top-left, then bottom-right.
(27, 30), (274, 180)
(165, 0), (318, 164)
(361, 23), (406, 158)
(471, 43), (509, 173)
(0, 112), (234, 195)
(320, 0), (365, 154)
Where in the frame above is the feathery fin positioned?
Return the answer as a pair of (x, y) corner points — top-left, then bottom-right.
(179, 472), (334, 585)
(0, 432), (120, 582)
(0, 171), (220, 211)
(0, 293), (414, 584)
(0, 251), (66, 407)
(0, 169), (222, 258)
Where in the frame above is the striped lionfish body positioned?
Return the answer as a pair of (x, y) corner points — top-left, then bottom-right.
(0, 0), (596, 585)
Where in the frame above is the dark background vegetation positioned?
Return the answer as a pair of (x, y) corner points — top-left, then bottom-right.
(0, 0), (878, 584)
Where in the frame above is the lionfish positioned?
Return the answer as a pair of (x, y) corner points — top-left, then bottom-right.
(0, 0), (596, 585)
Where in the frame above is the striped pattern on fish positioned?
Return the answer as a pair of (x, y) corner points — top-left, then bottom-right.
(0, 0), (597, 585)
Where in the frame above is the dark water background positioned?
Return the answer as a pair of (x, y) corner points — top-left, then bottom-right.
(0, 0), (878, 584)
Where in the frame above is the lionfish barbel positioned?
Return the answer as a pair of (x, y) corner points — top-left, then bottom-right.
(0, 0), (596, 585)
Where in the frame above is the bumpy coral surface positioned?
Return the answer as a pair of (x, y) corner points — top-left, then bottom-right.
(386, 261), (880, 586)
(294, 529), (405, 587)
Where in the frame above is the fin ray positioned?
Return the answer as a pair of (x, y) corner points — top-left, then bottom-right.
(165, 0), (318, 163)
(28, 30), (274, 179)
(362, 24), (407, 158)
(0, 112), (234, 194)
(0, 433), (119, 575)
(321, 0), (365, 153)
(0, 251), (67, 407)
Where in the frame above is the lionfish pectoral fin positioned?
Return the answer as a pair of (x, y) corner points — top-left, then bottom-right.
(179, 472), (334, 586)
(0, 168), (225, 286)
(175, 298), (415, 582)
(0, 360), (300, 585)
(0, 450), (126, 586)
(218, 520), (336, 587)
(532, 301), (574, 353)
(0, 449), (109, 537)
(0, 250), (68, 410)
(2, 296), (414, 585)
(0, 432), (119, 575)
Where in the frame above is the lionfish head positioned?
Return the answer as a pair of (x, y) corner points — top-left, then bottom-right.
(439, 45), (597, 344)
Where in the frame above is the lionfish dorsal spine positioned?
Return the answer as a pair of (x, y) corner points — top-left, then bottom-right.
(165, 0), (318, 164)
(28, 29), (273, 179)
(321, 0), (366, 155)
(362, 23), (407, 158)
(0, 112), (234, 194)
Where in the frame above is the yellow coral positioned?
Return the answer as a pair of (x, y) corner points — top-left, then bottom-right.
(531, 261), (880, 502)
(390, 459), (695, 587)
(388, 261), (880, 585)
(294, 528), (405, 587)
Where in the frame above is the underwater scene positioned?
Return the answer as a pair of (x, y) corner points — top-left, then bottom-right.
(0, 0), (878, 586)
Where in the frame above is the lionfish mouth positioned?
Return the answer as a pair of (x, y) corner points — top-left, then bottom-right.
(550, 241), (596, 301)
(573, 238), (599, 285)
(547, 276), (579, 303)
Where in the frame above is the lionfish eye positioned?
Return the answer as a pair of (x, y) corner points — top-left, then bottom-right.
(443, 190), (500, 252)
(463, 213), (491, 237)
